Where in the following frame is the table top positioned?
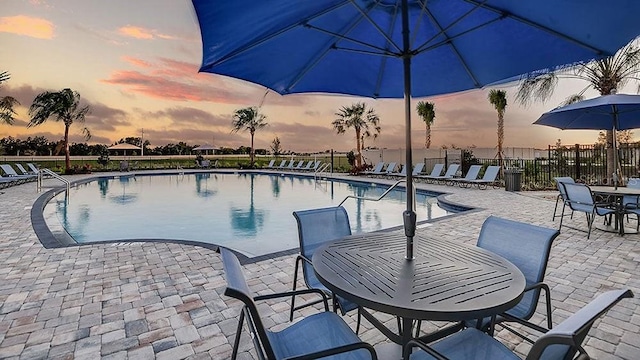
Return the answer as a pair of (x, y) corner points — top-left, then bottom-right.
(313, 231), (526, 322)
(590, 186), (640, 196)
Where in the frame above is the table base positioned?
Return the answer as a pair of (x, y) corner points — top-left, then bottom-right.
(595, 224), (638, 235)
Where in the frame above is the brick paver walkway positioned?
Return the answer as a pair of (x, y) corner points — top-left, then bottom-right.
(0, 172), (638, 359)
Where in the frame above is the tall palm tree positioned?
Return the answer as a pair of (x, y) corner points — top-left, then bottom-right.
(516, 41), (640, 178)
(416, 101), (435, 148)
(231, 106), (267, 168)
(332, 102), (381, 167)
(488, 89), (508, 169)
(28, 88), (91, 173)
(0, 71), (20, 125)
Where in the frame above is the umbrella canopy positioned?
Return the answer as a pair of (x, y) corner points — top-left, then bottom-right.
(534, 94), (640, 131)
(192, 0), (640, 259)
(534, 94), (640, 183)
(193, 144), (216, 151)
(108, 143), (141, 151)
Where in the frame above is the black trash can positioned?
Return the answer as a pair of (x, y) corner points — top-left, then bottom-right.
(504, 169), (523, 192)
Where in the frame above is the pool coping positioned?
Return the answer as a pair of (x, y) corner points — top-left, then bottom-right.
(30, 169), (476, 264)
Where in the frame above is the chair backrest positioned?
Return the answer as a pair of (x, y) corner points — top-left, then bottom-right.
(15, 164), (29, 175)
(220, 248), (276, 358)
(397, 164), (407, 175)
(477, 216), (559, 320)
(385, 162), (397, 174)
(480, 165), (500, 181)
(312, 160), (321, 170)
(442, 164), (460, 178)
(267, 159), (276, 168)
(562, 182), (595, 208)
(412, 163), (425, 176)
(278, 160), (287, 168)
(0, 164), (19, 176)
(462, 165), (482, 180)
(295, 160), (304, 169)
(526, 289), (633, 360)
(27, 163), (40, 174)
(623, 177), (640, 206)
(286, 159), (295, 168)
(553, 177), (575, 198)
(428, 163), (444, 177)
(371, 162), (385, 173)
(293, 206), (352, 286)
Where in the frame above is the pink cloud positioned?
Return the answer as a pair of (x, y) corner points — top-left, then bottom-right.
(117, 25), (176, 40)
(0, 15), (54, 39)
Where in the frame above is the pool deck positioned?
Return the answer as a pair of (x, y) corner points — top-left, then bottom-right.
(0, 170), (639, 359)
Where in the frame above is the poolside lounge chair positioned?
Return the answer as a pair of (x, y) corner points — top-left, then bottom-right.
(27, 163), (40, 174)
(552, 176), (575, 221)
(15, 164), (32, 176)
(559, 182), (616, 239)
(411, 162), (425, 176)
(309, 160), (322, 171)
(448, 164), (481, 186)
(419, 163), (459, 183)
(0, 174), (21, 188)
(363, 161), (385, 175)
(299, 160), (313, 171)
(417, 164), (444, 181)
(291, 206), (361, 331)
(265, 159), (276, 169)
(219, 247), (376, 360)
(0, 164), (36, 182)
(293, 160), (305, 170)
(384, 162), (397, 175)
(465, 216), (559, 341)
(458, 165), (501, 189)
(388, 164), (407, 177)
(405, 289), (633, 360)
(282, 159), (295, 170)
(274, 159), (287, 169)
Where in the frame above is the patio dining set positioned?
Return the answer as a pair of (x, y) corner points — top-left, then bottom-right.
(218, 205), (634, 360)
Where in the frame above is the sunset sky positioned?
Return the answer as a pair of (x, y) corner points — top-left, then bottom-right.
(1, 0), (635, 153)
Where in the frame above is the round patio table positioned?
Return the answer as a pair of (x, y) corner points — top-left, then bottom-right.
(589, 185), (640, 235)
(313, 230), (525, 359)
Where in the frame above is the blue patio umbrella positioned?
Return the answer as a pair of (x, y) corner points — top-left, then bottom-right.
(534, 94), (640, 182)
(191, 0), (640, 259)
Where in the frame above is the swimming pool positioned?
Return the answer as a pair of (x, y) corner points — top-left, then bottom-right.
(43, 172), (452, 257)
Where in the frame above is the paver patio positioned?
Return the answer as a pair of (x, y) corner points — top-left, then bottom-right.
(0, 172), (638, 359)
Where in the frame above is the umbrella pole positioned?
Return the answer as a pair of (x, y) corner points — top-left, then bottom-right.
(401, 0), (416, 261)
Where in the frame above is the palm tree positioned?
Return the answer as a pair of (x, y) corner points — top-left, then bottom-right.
(516, 41), (640, 178)
(0, 71), (20, 125)
(488, 89), (508, 169)
(28, 88), (91, 173)
(416, 101), (435, 148)
(231, 106), (267, 168)
(332, 102), (381, 167)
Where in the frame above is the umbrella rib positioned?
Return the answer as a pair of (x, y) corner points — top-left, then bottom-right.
(305, 23), (398, 57)
(200, 1), (351, 70)
(347, 0), (402, 53)
(462, 0), (612, 56)
(374, 2), (401, 98)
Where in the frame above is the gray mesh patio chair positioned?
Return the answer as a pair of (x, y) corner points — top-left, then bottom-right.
(623, 177), (640, 231)
(552, 176), (575, 221)
(404, 289), (633, 360)
(363, 161), (385, 175)
(420, 163), (459, 184)
(466, 216), (560, 342)
(458, 165), (501, 189)
(447, 164), (481, 186)
(219, 248), (377, 360)
(291, 206), (361, 331)
(559, 182), (616, 239)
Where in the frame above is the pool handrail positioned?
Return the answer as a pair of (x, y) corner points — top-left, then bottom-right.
(338, 179), (414, 208)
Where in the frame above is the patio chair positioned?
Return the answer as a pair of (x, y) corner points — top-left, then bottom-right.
(623, 177), (640, 231)
(310, 160), (322, 171)
(552, 176), (575, 221)
(0, 174), (21, 189)
(458, 165), (501, 189)
(363, 161), (385, 175)
(559, 182), (616, 239)
(388, 164), (407, 177)
(27, 163), (40, 174)
(291, 206), (361, 331)
(419, 163), (458, 183)
(411, 162), (425, 176)
(404, 289), (633, 360)
(0, 164), (36, 182)
(384, 162), (398, 175)
(219, 248), (377, 360)
(466, 216), (560, 342)
(293, 160), (305, 170)
(448, 164), (481, 186)
(14, 164), (31, 176)
(276, 159), (287, 169)
(300, 160), (314, 171)
(265, 159), (276, 169)
(416, 163), (444, 182)
(283, 159), (296, 170)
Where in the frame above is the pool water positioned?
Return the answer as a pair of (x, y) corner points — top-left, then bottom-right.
(46, 173), (451, 257)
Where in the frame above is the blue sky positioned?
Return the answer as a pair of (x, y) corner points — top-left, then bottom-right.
(0, 0), (632, 152)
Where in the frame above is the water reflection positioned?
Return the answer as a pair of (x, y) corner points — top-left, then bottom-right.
(109, 176), (138, 205)
(195, 173), (217, 198)
(270, 174), (281, 198)
(230, 174), (265, 236)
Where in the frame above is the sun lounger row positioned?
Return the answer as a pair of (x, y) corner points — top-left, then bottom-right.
(265, 159), (322, 171)
(0, 163), (40, 189)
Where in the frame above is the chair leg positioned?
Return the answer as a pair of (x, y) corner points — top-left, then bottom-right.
(290, 258), (302, 321)
(553, 195), (561, 221)
(355, 308), (362, 334)
(231, 309), (246, 360)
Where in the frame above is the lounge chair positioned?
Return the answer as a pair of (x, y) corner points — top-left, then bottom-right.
(552, 176), (575, 221)
(265, 159), (276, 169)
(388, 164), (407, 177)
(363, 161), (385, 175)
(447, 164), (481, 186)
(276, 159), (287, 169)
(293, 160), (305, 170)
(291, 206), (361, 331)
(465, 216), (559, 340)
(282, 159), (295, 170)
(417, 164), (444, 182)
(405, 289), (633, 360)
(14, 164), (32, 176)
(419, 163), (459, 183)
(219, 247), (377, 360)
(0, 174), (21, 188)
(309, 160), (322, 171)
(27, 163), (40, 174)
(458, 165), (501, 189)
(384, 161), (397, 175)
(411, 162), (425, 176)
(0, 164), (36, 182)
(300, 160), (314, 171)
(559, 182), (616, 239)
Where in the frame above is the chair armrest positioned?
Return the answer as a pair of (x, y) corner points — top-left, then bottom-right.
(404, 339), (449, 360)
(284, 342), (378, 360)
(296, 254), (313, 265)
(255, 288), (330, 311)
